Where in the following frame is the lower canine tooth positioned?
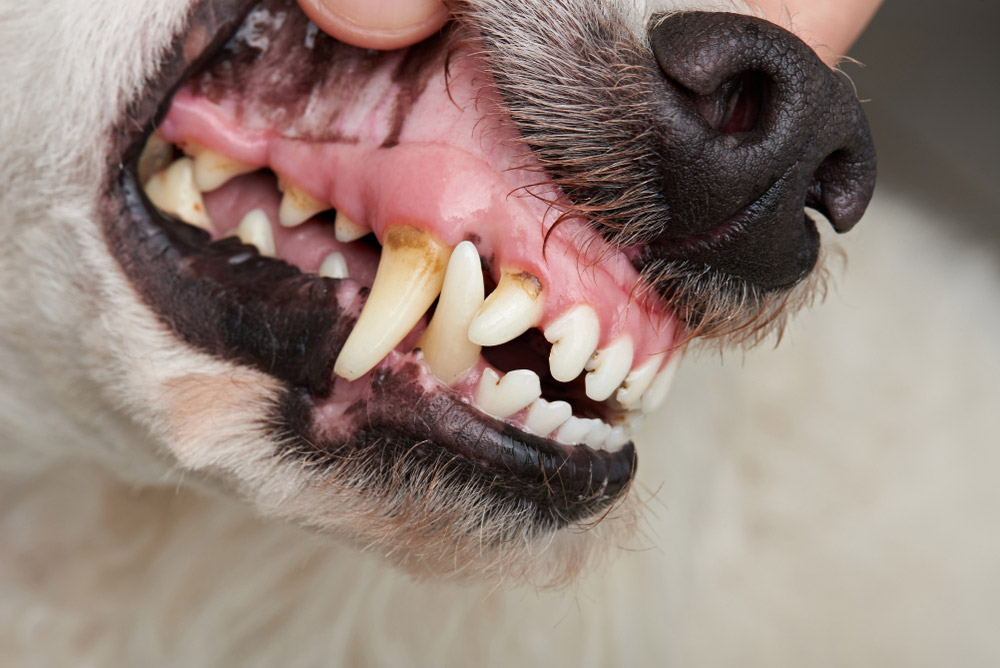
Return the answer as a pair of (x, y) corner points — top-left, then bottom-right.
(418, 241), (484, 385)
(524, 399), (572, 436)
(333, 226), (449, 381)
(143, 158), (213, 232)
(235, 209), (275, 256)
(544, 304), (600, 382)
(193, 149), (257, 192)
(278, 183), (328, 227)
(467, 270), (544, 346)
(616, 353), (665, 409)
(475, 368), (541, 418)
(334, 212), (369, 243)
(318, 252), (349, 279)
(641, 355), (681, 413)
(585, 336), (634, 402)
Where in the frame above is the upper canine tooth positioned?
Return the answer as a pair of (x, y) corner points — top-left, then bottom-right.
(138, 132), (173, 185)
(584, 336), (634, 402)
(193, 149), (257, 192)
(418, 241), (485, 385)
(278, 183), (328, 227)
(524, 398), (572, 436)
(235, 209), (275, 256)
(544, 304), (600, 382)
(467, 270), (544, 346)
(333, 226), (449, 381)
(615, 353), (665, 409)
(318, 252), (349, 279)
(641, 354), (681, 413)
(334, 212), (369, 243)
(143, 158), (213, 232)
(475, 368), (541, 418)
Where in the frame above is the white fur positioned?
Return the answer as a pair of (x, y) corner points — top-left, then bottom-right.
(1, 0), (997, 665)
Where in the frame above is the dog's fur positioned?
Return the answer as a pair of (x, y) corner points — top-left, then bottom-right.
(1, 0), (998, 665)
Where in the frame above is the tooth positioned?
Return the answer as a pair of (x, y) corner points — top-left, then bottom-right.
(143, 158), (213, 232)
(235, 209), (275, 256)
(278, 183), (328, 227)
(138, 132), (173, 185)
(641, 354), (681, 413)
(584, 336), (634, 402)
(318, 252), (349, 279)
(555, 416), (598, 445)
(544, 304), (600, 382)
(583, 422), (612, 449)
(334, 212), (369, 243)
(418, 241), (485, 385)
(524, 399), (572, 436)
(605, 426), (631, 449)
(333, 226), (449, 381)
(193, 149), (257, 192)
(467, 270), (544, 346)
(475, 368), (542, 418)
(615, 353), (665, 409)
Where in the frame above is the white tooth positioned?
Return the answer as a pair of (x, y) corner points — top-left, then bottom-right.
(138, 132), (173, 185)
(524, 399), (572, 436)
(584, 336), (634, 402)
(193, 149), (257, 192)
(143, 158), (213, 232)
(604, 426), (631, 449)
(334, 212), (369, 243)
(467, 270), (545, 346)
(615, 353), (665, 409)
(333, 226), (450, 381)
(475, 368), (541, 418)
(235, 209), (275, 256)
(543, 304), (601, 382)
(278, 183), (328, 227)
(555, 416), (597, 445)
(418, 241), (485, 385)
(583, 422), (612, 449)
(318, 252), (349, 279)
(641, 354), (681, 413)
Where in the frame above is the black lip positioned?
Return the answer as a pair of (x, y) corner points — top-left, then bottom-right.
(99, 0), (637, 526)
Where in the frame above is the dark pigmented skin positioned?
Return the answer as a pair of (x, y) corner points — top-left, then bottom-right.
(646, 12), (876, 289)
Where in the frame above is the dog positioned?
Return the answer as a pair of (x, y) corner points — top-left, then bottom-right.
(6, 0), (992, 665)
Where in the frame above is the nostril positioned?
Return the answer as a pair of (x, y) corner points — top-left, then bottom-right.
(806, 148), (876, 233)
(686, 71), (769, 135)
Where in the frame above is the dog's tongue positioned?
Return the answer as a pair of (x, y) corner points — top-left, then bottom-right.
(156, 2), (678, 361)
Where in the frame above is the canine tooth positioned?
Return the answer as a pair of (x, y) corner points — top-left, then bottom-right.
(583, 422), (612, 449)
(615, 353), (665, 409)
(318, 252), (349, 279)
(524, 399), (572, 436)
(334, 212), (369, 243)
(584, 337), (634, 402)
(418, 241), (485, 385)
(138, 132), (173, 185)
(641, 355), (681, 413)
(279, 184), (328, 227)
(544, 304), (600, 382)
(467, 271), (544, 346)
(193, 149), (257, 192)
(143, 158), (213, 232)
(475, 368), (542, 418)
(555, 416), (596, 445)
(333, 226), (449, 381)
(235, 209), (275, 256)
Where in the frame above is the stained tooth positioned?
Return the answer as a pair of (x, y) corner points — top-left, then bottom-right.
(583, 422), (612, 449)
(418, 241), (484, 385)
(544, 304), (600, 382)
(334, 212), (369, 243)
(333, 226), (450, 381)
(584, 336), (634, 402)
(475, 368), (542, 418)
(193, 149), (257, 192)
(555, 416), (597, 445)
(278, 183), (328, 227)
(235, 209), (275, 256)
(138, 132), (173, 185)
(318, 252), (349, 279)
(615, 353), (665, 409)
(143, 158), (213, 232)
(467, 270), (544, 346)
(524, 399), (572, 436)
(641, 355), (681, 413)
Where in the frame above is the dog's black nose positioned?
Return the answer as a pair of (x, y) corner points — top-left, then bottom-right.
(648, 12), (876, 290)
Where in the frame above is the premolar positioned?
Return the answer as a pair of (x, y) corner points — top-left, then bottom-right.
(615, 353), (665, 409)
(143, 158), (213, 232)
(334, 212), (369, 243)
(524, 398), (572, 436)
(544, 304), (600, 382)
(234, 209), (275, 256)
(193, 148), (257, 192)
(475, 368), (541, 418)
(585, 337), (634, 402)
(467, 270), (544, 347)
(278, 183), (328, 227)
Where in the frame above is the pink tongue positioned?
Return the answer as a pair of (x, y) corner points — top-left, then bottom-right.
(158, 37), (679, 362)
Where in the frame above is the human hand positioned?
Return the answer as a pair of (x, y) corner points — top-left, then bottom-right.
(296, 0), (448, 50)
(753, 0), (884, 65)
